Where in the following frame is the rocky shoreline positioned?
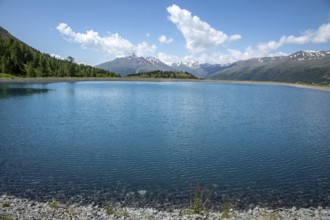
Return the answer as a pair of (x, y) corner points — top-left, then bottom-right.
(1, 195), (329, 219)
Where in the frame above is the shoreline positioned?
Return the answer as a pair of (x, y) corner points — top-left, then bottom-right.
(0, 77), (330, 92)
(1, 195), (329, 220)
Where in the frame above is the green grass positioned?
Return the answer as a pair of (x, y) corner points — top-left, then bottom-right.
(0, 215), (14, 220)
(49, 200), (59, 209)
(2, 201), (10, 208)
(0, 73), (17, 78)
(221, 201), (231, 218)
(185, 184), (212, 215)
(106, 204), (115, 215)
(105, 204), (130, 218)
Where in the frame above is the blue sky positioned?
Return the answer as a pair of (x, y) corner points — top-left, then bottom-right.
(1, 0), (330, 65)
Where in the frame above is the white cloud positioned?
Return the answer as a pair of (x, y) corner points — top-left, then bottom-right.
(312, 22), (330, 43)
(256, 22), (330, 54)
(186, 52), (242, 64)
(157, 52), (181, 65)
(137, 42), (157, 55)
(50, 53), (63, 59)
(166, 4), (241, 53)
(56, 23), (156, 58)
(158, 35), (173, 44)
(218, 22), (330, 63)
(158, 21), (330, 65)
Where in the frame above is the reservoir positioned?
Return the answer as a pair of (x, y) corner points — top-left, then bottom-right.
(0, 81), (329, 209)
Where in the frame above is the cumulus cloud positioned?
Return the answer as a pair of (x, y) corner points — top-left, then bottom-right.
(215, 22), (330, 63)
(166, 4), (241, 53)
(158, 21), (330, 65)
(158, 35), (173, 44)
(256, 22), (330, 54)
(157, 52), (181, 65)
(56, 23), (156, 58)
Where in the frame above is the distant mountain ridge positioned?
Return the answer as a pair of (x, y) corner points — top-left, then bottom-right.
(96, 50), (330, 84)
(96, 54), (228, 77)
(95, 53), (175, 76)
(209, 50), (330, 84)
(170, 61), (229, 78)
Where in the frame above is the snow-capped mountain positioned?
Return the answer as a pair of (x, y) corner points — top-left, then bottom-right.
(96, 53), (225, 77)
(95, 53), (174, 76)
(171, 61), (202, 75)
(209, 50), (330, 84)
(145, 57), (166, 66)
(289, 50), (330, 62)
(173, 60), (200, 68)
(96, 50), (330, 83)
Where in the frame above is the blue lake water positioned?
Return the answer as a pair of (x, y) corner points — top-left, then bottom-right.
(0, 81), (330, 209)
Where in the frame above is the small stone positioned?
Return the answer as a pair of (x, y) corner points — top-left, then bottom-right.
(137, 190), (147, 196)
(253, 206), (260, 216)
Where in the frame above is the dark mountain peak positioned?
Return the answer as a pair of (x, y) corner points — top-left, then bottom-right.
(95, 54), (174, 76)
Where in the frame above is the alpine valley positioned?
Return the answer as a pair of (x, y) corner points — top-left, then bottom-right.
(96, 51), (330, 84)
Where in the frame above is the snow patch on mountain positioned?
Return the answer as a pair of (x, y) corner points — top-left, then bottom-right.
(289, 50), (330, 62)
(96, 50), (330, 77)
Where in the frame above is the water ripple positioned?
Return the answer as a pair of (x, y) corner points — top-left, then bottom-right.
(0, 82), (330, 208)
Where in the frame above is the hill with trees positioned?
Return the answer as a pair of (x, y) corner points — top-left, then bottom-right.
(0, 26), (118, 78)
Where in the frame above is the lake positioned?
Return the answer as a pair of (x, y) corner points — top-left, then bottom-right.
(0, 81), (329, 209)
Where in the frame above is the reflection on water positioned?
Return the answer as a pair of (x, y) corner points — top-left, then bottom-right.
(0, 84), (49, 99)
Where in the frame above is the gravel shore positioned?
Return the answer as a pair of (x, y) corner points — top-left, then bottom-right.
(1, 195), (329, 219)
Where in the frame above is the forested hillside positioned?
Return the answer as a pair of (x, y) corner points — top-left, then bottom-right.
(0, 26), (118, 78)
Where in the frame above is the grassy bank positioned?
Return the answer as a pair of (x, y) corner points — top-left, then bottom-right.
(0, 73), (18, 78)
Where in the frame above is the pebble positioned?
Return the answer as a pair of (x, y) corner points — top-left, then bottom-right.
(137, 190), (147, 196)
(0, 194), (330, 219)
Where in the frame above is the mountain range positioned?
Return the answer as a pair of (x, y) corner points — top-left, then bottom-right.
(96, 51), (330, 84)
(209, 50), (330, 84)
(95, 54), (229, 78)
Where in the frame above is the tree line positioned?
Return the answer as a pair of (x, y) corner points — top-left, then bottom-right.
(0, 31), (119, 78)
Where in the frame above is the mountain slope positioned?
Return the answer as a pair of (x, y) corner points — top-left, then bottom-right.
(0, 26), (118, 78)
(95, 54), (175, 76)
(209, 51), (330, 84)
